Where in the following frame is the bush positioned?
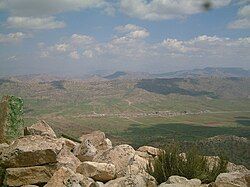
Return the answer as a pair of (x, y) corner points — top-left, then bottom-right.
(147, 144), (228, 184)
(0, 95), (24, 143)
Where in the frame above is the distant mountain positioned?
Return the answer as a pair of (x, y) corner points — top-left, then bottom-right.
(102, 67), (250, 80)
(154, 67), (250, 78)
(7, 74), (66, 83)
(103, 71), (127, 79)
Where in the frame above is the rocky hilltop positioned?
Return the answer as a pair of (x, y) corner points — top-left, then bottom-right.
(0, 120), (249, 187)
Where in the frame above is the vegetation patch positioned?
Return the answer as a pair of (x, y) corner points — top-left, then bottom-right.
(136, 78), (218, 98)
(147, 145), (228, 184)
(0, 95), (24, 143)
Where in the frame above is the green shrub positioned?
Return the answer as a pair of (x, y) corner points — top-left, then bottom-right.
(0, 95), (24, 143)
(147, 144), (228, 184)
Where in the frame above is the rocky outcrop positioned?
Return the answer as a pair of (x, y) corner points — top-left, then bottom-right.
(158, 176), (202, 187)
(137, 146), (161, 157)
(93, 144), (136, 177)
(57, 145), (81, 172)
(44, 166), (95, 187)
(24, 120), (57, 138)
(206, 156), (249, 173)
(0, 122), (249, 187)
(213, 172), (250, 187)
(4, 165), (57, 186)
(74, 139), (97, 162)
(104, 173), (157, 187)
(79, 130), (112, 152)
(59, 137), (79, 151)
(0, 135), (63, 168)
(77, 161), (116, 182)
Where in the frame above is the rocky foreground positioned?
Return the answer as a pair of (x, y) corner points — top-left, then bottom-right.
(0, 120), (249, 187)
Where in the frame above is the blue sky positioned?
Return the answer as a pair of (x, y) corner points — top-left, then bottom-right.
(0, 0), (249, 76)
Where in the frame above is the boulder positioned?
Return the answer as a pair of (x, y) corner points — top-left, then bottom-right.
(93, 144), (135, 176)
(58, 137), (79, 151)
(215, 172), (250, 187)
(57, 145), (81, 172)
(0, 135), (63, 168)
(208, 182), (239, 187)
(137, 146), (161, 157)
(74, 139), (97, 162)
(4, 165), (57, 186)
(77, 161), (115, 182)
(24, 120), (56, 138)
(44, 167), (95, 187)
(135, 150), (153, 161)
(158, 176), (202, 187)
(117, 154), (149, 177)
(79, 131), (112, 151)
(95, 181), (105, 187)
(227, 162), (249, 173)
(104, 173), (157, 187)
(205, 156), (249, 173)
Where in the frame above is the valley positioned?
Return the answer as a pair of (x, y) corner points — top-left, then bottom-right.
(0, 74), (250, 167)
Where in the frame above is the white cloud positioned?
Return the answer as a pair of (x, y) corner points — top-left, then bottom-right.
(54, 43), (70, 52)
(228, 18), (250, 29)
(71, 34), (95, 45)
(38, 24), (250, 69)
(128, 30), (149, 39)
(190, 35), (224, 43)
(83, 50), (94, 58)
(0, 0), (109, 17)
(115, 24), (144, 33)
(120, 0), (231, 21)
(228, 4), (250, 29)
(7, 55), (17, 61)
(69, 51), (80, 60)
(112, 24), (149, 43)
(0, 32), (31, 43)
(162, 39), (194, 53)
(6, 16), (65, 30)
(1, 0), (111, 31)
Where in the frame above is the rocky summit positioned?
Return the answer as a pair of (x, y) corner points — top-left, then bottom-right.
(0, 120), (249, 187)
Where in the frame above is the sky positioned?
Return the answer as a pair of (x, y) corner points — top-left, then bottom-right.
(0, 0), (250, 76)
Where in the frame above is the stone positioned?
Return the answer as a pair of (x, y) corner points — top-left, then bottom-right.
(79, 131), (112, 151)
(57, 145), (81, 172)
(93, 144), (135, 176)
(77, 161), (116, 182)
(117, 154), (149, 177)
(74, 139), (97, 162)
(137, 146), (161, 157)
(208, 182), (239, 187)
(158, 176), (202, 187)
(135, 150), (153, 160)
(24, 120), (57, 138)
(0, 135), (63, 168)
(95, 181), (105, 187)
(227, 162), (249, 173)
(58, 137), (79, 151)
(205, 156), (249, 173)
(104, 173), (157, 187)
(167, 176), (190, 184)
(4, 165), (57, 186)
(215, 172), (250, 187)
(44, 167), (95, 187)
